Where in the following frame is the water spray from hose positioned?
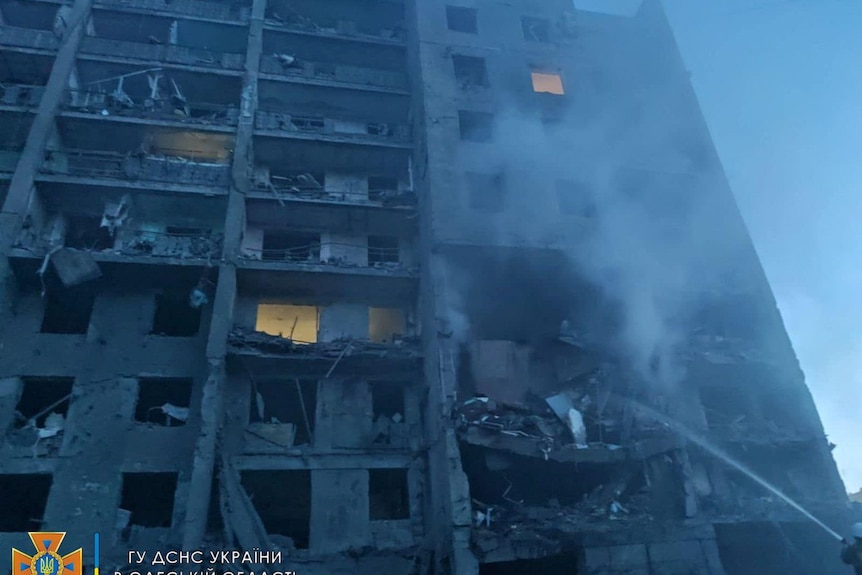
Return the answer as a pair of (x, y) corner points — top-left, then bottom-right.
(629, 398), (845, 543)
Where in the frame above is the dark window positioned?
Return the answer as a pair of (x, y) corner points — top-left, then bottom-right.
(242, 470), (311, 548)
(458, 110), (494, 142)
(14, 377), (74, 428)
(120, 472), (178, 528)
(555, 180), (595, 217)
(368, 176), (398, 202)
(368, 235), (400, 264)
(41, 283), (96, 334)
(64, 215), (112, 250)
(446, 5), (477, 33)
(152, 292), (201, 336)
(0, 474), (52, 532)
(453, 55), (488, 88)
(135, 378), (193, 426)
(466, 172), (505, 213)
(262, 231), (320, 262)
(522, 16), (550, 42)
(249, 379), (318, 447)
(369, 468), (409, 520)
(372, 382), (406, 419)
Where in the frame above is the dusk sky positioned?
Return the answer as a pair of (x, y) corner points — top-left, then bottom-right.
(575, 0), (862, 493)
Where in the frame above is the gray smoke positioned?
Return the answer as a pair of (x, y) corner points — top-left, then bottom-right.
(440, 10), (749, 388)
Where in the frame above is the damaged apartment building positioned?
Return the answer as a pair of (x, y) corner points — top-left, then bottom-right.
(0, 0), (854, 574)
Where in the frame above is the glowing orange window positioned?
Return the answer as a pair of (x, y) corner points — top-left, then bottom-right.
(531, 72), (564, 95)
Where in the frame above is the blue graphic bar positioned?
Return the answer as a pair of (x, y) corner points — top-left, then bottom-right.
(94, 533), (100, 575)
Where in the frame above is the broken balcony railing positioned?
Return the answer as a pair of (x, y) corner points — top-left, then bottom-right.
(264, 9), (405, 43)
(244, 241), (410, 270)
(116, 228), (223, 259)
(16, 227), (223, 260)
(40, 149), (232, 187)
(228, 327), (421, 360)
(254, 109), (410, 142)
(79, 36), (245, 70)
(0, 83), (47, 108)
(253, 175), (416, 207)
(260, 55), (409, 91)
(94, 0), (251, 23)
(63, 89), (240, 127)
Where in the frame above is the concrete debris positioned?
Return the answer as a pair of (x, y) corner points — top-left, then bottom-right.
(274, 53), (299, 67)
(101, 195), (131, 235)
(37, 412), (65, 439)
(158, 403), (189, 423)
(50, 248), (102, 287)
(189, 288), (208, 308)
(228, 327), (421, 360)
(565, 407), (587, 447)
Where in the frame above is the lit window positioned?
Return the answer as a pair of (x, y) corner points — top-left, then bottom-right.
(256, 304), (319, 343)
(531, 72), (564, 95)
(369, 308), (405, 343)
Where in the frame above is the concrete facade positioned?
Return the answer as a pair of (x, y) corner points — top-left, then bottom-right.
(0, 0), (853, 574)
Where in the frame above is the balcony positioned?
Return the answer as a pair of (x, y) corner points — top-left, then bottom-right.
(259, 54), (408, 92)
(0, 23), (58, 52)
(251, 171), (416, 209)
(39, 149), (232, 191)
(227, 326), (421, 379)
(14, 222), (224, 265)
(263, 0), (406, 47)
(254, 109), (409, 145)
(79, 36), (244, 71)
(94, 0), (251, 24)
(0, 82), (45, 111)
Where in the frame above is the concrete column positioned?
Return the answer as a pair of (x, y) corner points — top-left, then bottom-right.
(0, 0), (94, 321)
(181, 0), (266, 549)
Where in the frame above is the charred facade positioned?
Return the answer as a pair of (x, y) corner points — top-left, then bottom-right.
(0, 0), (853, 574)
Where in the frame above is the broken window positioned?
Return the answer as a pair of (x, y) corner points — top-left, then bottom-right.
(367, 235), (400, 264)
(40, 283), (96, 334)
(14, 377), (74, 429)
(151, 292), (201, 336)
(555, 179), (594, 217)
(0, 474), (52, 532)
(135, 378), (192, 426)
(369, 307), (405, 342)
(369, 468), (409, 520)
(242, 470), (310, 548)
(458, 110), (494, 142)
(368, 176), (398, 202)
(261, 231), (320, 262)
(120, 472), (177, 528)
(698, 384), (758, 433)
(64, 215), (112, 250)
(453, 55), (488, 88)
(249, 379), (317, 446)
(446, 5), (477, 33)
(522, 16), (550, 42)
(531, 71), (564, 95)
(465, 172), (506, 213)
(255, 303), (318, 342)
(459, 444), (617, 506)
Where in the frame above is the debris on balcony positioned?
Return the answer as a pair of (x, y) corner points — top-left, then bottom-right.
(227, 327), (421, 360)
